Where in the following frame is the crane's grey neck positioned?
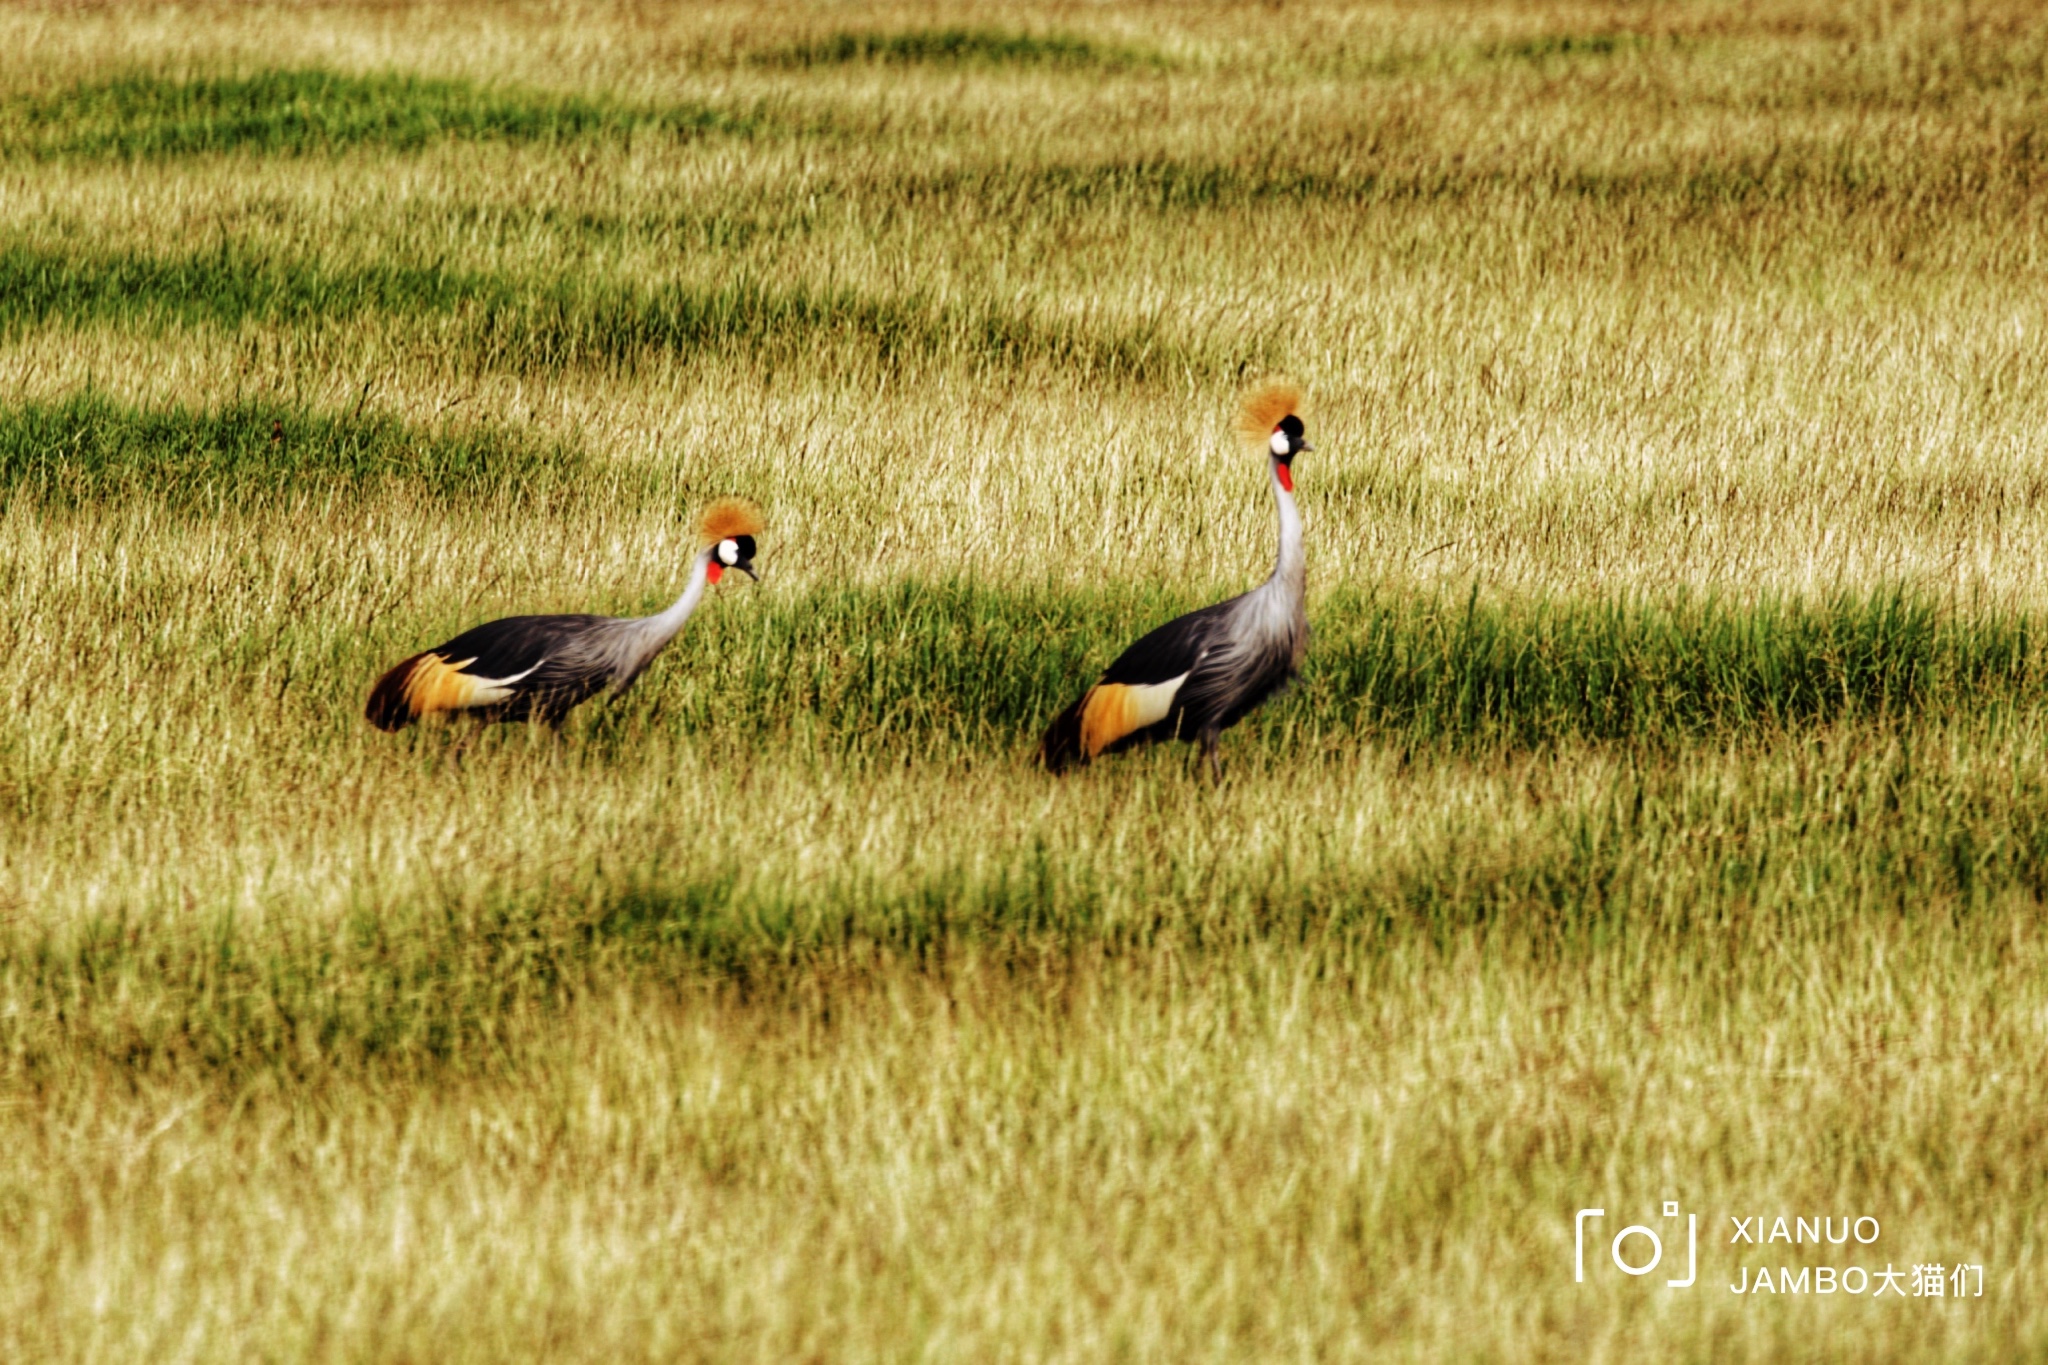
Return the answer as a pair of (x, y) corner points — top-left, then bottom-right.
(582, 550), (716, 698)
(1268, 458), (1304, 598)
(634, 549), (714, 649)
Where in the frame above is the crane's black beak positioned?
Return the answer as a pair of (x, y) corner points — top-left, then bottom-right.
(1296, 440), (1314, 454)
(738, 564), (759, 581)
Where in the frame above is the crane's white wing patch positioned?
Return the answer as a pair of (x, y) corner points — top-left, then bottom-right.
(463, 659), (545, 706)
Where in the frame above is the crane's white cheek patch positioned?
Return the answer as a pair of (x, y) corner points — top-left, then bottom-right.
(718, 540), (740, 566)
(1269, 430), (1289, 457)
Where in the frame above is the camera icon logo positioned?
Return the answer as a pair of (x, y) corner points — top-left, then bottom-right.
(1575, 1202), (1697, 1288)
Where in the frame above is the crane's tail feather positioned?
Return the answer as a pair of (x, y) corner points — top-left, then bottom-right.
(365, 651), (499, 731)
(365, 653), (431, 731)
(1039, 691), (1092, 772)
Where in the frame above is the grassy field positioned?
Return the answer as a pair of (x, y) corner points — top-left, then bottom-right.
(3, 1), (2047, 1359)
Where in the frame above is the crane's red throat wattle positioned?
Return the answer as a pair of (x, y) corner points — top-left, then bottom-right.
(707, 563), (723, 584)
(1276, 463), (1293, 493)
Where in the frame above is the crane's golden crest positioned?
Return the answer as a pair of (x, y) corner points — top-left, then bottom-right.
(1234, 381), (1305, 448)
(697, 497), (765, 548)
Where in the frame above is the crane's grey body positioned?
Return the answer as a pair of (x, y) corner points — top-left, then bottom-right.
(444, 568), (711, 724)
(366, 553), (721, 731)
(1041, 448), (1309, 777)
(1146, 467), (1307, 747)
(366, 500), (762, 735)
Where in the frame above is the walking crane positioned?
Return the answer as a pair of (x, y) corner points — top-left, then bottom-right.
(1040, 385), (1311, 779)
(365, 497), (764, 732)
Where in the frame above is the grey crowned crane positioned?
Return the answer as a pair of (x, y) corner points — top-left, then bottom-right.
(1040, 384), (1311, 779)
(365, 498), (764, 732)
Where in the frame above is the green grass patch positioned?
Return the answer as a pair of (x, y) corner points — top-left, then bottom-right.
(467, 275), (1220, 379)
(650, 581), (2048, 755)
(1, 68), (750, 160)
(880, 138), (2048, 214)
(0, 241), (500, 331)
(0, 243), (1234, 380)
(0, 392), (579, 504)
(1303, 587), (2039, 747)
(756, 28), (1157, 71)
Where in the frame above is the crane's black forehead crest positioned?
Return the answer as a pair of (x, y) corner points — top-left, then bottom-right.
(1278, 414), (1305, 439)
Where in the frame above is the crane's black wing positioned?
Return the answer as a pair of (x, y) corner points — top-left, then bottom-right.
(1038, 599), (1236, 769)
(433, 615), (605, 679)
(365, 614), (609, 730)
(1172, 597), (1305, 739)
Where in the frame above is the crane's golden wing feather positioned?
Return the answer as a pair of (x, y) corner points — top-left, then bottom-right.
(1078, 674), (1190, 758)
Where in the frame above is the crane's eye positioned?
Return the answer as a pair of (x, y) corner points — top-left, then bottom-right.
(717, 539), (740, 566)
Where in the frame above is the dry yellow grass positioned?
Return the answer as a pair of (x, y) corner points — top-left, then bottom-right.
(5, 922), (2040, 1360)
(3, 1), (2046, 1360)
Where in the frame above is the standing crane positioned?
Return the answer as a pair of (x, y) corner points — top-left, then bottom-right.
(365, 497), (763, 732)
(1040, 384), (1311, 780)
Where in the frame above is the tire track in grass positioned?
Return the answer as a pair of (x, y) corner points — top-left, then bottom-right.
(662, 579), (2048, 753)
